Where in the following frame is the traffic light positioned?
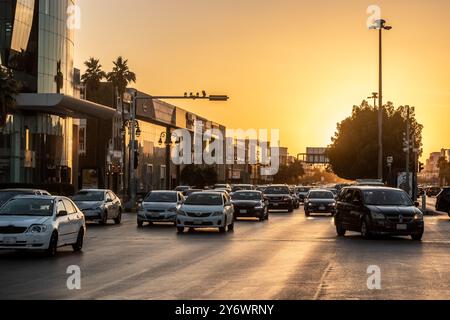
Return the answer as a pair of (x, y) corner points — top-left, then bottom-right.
(134, 151), (139, 169)
(418, 162), (424, 173)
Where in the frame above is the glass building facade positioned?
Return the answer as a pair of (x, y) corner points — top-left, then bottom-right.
(0, 0), (77, 192)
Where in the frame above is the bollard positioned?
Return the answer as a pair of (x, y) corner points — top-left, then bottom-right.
(422, 194), (427, 213)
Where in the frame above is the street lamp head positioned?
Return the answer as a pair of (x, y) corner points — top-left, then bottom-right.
(371, 19), (392, 30)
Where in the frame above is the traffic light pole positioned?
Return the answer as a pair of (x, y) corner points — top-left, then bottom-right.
(129, 92), (137, 212)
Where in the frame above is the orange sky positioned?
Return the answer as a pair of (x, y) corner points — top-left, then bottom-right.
(74, 0), (450, 160)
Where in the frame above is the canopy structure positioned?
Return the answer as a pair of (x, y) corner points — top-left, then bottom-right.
(15, 94), (116, 120)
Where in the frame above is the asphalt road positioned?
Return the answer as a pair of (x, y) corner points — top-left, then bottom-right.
(1, 206), (450, 300)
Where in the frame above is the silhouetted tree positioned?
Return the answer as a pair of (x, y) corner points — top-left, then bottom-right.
(0, 66), (20, 127)
(106, 56), (136, 110)
(327, 101), (423, 181)
(81, 57), (106, 100)
(273, 160), (305, 184)
(181, 165), (218, 188)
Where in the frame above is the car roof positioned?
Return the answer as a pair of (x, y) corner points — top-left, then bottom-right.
(0, 189), (46, 192)
(195, 191), (225, 196)
(343, 186), (404, 192)
(309, 189), (334, 193)
(234, 190), (261, 193)
(78, 189), (108, 192)
(149, 190), (179, 194)
(11, 195), (58, 200)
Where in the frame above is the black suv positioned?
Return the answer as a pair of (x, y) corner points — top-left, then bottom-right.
(335, 187), (424, 241)
(436, 187), (450, 216)
(264, 185), (294, 213)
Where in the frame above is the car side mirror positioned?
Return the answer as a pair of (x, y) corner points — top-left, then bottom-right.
(57, 210), (68, 217)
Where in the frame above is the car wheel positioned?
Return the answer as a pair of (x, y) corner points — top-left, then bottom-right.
(177, 227), (185, 234)
(46, 232), (58, 257)
(100, 210), (108, 225)
(411, 233), (423, 241)
(361, 219), (372, 239)
(336, 223), (346, 237)
(114, 209), (122, 225)
(72, 228), (84, 252)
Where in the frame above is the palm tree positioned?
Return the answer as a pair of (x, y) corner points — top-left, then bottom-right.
(106, 56), (136, 111)
(81, 57), (106, 100)
(0, 66), (20, 127)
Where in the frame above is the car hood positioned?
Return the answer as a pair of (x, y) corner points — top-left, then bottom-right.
(366, 205), (420, 215)
(74, 201), (104, 210)
(307, 199), (336, 204)
(0, 215), (52, 227)
(180, 204), (224, 213)
(142, 202), (177, 211)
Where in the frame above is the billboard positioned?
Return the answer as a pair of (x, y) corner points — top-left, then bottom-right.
(306, 147), (329, 164)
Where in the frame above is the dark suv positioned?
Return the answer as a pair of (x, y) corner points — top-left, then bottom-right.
(264, 185), (294, 213)
(436, 187), (450, 216)
(335, 187), (424, 241)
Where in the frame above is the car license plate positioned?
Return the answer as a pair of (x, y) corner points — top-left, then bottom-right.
(150, 213), (160, 218)
(4, 237), (16, 245)
(193, 221), (202, 225)
(397, 224), (407, 230)
(273, 203), (279, 207)
(319, 206), (326, 210)
(241, 210), (248, 214)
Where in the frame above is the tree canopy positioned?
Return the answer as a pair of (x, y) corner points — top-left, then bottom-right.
(327, 101), (423, 181)
(0, 66), (20, 127)
(273, 160), (305, 185)
(180, 165), (218, 188)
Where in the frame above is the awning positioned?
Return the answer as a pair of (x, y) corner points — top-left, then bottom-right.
(15, 93), (116, 120)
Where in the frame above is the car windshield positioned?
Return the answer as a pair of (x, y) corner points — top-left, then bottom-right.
(309, 191), (334, 199)
(363, 190), (413, 206)
(232, 186), (252, 192)
(144, 192), (177, 203)
(72, 191), (105, 202)
(0, 198), (54, 216)
(232, 192), (261, 201)
(265, 187), (289, 194)
(184, 194), (223, 206)
(0, 191), (32, 203)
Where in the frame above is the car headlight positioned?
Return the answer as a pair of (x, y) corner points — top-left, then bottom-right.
(330, 203), (336, 207)
(212, 211), (224, 217)
(414, 212), (424, 220)
(371, 212), (386, 220)
(177, 210), (187, 216)
(255, 202), (264, 209)
(27, 224), (48, 233)
(308, 202), (314, 207)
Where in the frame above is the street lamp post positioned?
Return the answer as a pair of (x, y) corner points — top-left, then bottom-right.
(370, 19), (392, 181)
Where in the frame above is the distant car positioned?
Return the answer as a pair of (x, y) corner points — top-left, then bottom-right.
(231, 184), (255, 193)
(0, 195), (86, 256)
(213, 184), (232, 193)
(183, 189), (203, 198)
(427, 187), (441, 197)
(335, 187), (424, 241)
(296, 187), (311, 203)
(264, 185), (294, 213)
(72, 189), (122, 225)
(137, 191), (184, 227)
(176, 192), (234, 233)
(436, 187), (450, 216)
(256, 185), (267, 193)
(0, 189), (51, 208)
(231, 190), (269, 221)
(356, 179), (385, 187)
(175, 186), (192, 192)
(304, 189), (336, 217)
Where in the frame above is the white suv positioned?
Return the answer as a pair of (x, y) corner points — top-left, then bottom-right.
(0, 195), (86, 256)
(176, 192), (234, 233)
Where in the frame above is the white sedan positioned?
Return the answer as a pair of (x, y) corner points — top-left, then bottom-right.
(0, 195), (86, 256)
(176, 192), (235, 233)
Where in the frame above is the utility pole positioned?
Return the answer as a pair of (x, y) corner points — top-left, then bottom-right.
(370, 19), (392, 181)
(368, 92), (378, 109)
(129, 91), (137, 212)
(405, 106), (411, 197)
